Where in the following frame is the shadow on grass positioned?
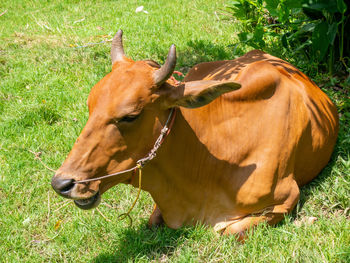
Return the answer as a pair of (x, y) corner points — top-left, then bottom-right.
(177, 40), (233, 71)
(1, 105), (61, 133)
(153, 39), (247, 75)
(92, 224), (192, 263)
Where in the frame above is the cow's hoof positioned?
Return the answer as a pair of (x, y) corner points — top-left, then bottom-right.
(148, 205), (164, 228)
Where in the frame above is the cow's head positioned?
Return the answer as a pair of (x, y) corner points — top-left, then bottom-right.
(51, 30), (241, 209)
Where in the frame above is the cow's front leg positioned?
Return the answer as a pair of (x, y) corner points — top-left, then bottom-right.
(224, 176), (300, 241)
(148, 204), (164, 228)
(224, 189), (300, 241)
(222, 213), (285, 242)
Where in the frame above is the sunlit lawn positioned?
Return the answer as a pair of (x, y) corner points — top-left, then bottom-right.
(0, 0), (349, 262)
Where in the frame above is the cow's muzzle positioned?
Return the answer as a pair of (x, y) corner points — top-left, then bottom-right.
(51, 176), (101, 210)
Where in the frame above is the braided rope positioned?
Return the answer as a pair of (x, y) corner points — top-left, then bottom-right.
(117, 163), (143, 225)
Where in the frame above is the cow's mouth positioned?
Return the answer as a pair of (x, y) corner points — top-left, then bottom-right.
(74, 191), (101, 210)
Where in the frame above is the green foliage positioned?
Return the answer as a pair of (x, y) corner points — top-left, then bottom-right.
(227, 0), (350, 76)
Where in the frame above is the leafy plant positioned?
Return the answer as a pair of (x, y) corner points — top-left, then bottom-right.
(227, 0), (350, 77)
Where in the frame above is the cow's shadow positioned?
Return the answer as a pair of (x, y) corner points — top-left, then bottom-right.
(92, 224), (196, 263)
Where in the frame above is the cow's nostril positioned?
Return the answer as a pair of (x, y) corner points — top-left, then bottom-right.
(51, 177), (75, 195)
(59, 179), (75, 193)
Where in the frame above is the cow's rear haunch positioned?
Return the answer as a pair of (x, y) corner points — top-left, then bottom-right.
(51, 30), (339, 238)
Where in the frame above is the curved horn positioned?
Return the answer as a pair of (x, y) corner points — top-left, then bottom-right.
(111, 29), (125, 64)
(153, 44), (176, 86)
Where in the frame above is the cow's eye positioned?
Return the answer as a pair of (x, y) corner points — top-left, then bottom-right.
(119, 114), (140, 123)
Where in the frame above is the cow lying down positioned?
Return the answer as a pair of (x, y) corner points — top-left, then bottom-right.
(51, 30), (339, 239)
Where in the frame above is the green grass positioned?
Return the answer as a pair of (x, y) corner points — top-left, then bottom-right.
(0, 0), (349, 262)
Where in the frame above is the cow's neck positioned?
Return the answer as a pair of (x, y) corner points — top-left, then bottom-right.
(136, 108), (225, 227)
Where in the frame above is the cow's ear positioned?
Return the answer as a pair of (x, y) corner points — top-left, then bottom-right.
(165, 80), (241, 108)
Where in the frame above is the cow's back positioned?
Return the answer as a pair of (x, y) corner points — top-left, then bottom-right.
(182, 50), (339, 187)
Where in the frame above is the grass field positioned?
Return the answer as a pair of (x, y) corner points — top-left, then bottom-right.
(0, 0), (349, 262)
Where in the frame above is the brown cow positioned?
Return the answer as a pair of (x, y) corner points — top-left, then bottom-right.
(51, 30), (339, 237)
